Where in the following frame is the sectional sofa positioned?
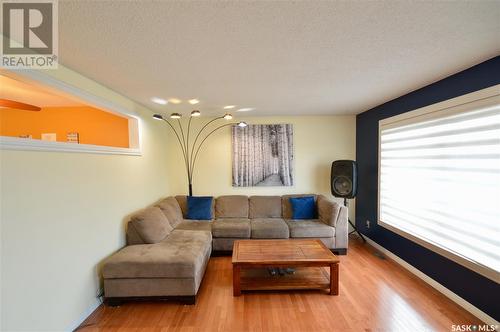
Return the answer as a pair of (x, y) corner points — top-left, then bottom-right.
(102, 194), (348, 305)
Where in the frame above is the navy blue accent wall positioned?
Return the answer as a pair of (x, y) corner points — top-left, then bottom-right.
(356, 56), (500, 320)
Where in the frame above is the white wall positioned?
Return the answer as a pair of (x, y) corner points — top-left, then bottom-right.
(0, 67), (172, 331)
(166, 115), (356, 219)
(0, 68), (356, 331)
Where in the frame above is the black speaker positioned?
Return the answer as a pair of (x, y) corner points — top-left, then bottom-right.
(331, 160), (357, 198)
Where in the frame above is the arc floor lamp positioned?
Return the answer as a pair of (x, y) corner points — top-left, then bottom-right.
(153, 110), (247, 196)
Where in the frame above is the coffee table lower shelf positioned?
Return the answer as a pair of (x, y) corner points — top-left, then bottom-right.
(234, 266), (338, 295)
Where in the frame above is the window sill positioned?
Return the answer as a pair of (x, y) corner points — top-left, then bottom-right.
(0, 136), (141, 156)
(378, 220), (500, 283)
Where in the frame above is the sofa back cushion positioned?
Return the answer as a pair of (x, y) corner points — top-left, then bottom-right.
(156, 196), (183, 228)
(126, 221), (145, 245)
(216, 195), (249, 218)
(282, 194), (317, 219)
(129, 206), (173, 244)
(175, 195), (188, 217)
(317, 195), (341, 227)
(249, 196), (282, 218)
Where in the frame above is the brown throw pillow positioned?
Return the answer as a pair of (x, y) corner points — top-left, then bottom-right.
(130, 207), (173, 244)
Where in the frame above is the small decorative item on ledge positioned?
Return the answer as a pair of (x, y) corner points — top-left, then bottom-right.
(153, 110), (247, 196)
(41, 133), (57, 142)
(67, 132), (79, 143)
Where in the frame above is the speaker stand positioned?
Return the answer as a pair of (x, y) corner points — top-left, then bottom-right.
(343, 198), (366, 243)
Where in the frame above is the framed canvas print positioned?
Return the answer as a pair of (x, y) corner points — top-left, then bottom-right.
(232, 124), (294, 187)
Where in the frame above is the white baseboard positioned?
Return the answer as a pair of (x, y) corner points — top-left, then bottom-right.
(67, 298), (102, 332)
(364, 236), (499, 326)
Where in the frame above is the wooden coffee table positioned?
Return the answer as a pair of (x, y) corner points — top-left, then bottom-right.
(232, 239), (339, 296)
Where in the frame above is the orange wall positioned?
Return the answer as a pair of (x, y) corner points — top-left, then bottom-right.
(0, 106), (129, 148)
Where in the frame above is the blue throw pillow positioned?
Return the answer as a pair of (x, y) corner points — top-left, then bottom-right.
(187, 196), (213, 220)
(290, 196), (316, 220)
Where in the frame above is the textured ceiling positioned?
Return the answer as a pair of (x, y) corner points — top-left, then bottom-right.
(58, 1), (500, 116)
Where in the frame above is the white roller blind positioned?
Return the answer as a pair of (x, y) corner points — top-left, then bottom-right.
(378, 88), (500, 282)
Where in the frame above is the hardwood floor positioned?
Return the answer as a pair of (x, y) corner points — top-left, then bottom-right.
(78, 236), (482, 331)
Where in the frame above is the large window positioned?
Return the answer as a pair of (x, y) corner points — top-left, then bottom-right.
(378, 85), (500, 282)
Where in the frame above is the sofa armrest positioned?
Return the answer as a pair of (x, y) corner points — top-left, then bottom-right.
(317, 195), (348, 249)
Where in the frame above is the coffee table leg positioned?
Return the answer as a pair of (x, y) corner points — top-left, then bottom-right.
(233, 265), (241, 296)
(330, 263), (339, 295)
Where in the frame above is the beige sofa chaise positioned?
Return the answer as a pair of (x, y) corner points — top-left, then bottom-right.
(102, 194), (348, 305)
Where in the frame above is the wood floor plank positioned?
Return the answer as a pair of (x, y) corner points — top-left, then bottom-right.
(78, 236), (483, 331)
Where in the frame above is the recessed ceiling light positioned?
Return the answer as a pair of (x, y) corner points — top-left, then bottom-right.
(188, 99), (200, 105)
(151, 97), (167, 105)
(224, 105), (236, 109)
(236, 108), (254, 112)
(168, 98), (182, 104)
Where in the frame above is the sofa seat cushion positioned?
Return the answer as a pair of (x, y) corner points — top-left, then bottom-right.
(212, 219), (251, 238)
(175, 220), (212, 232)
(285, 220), (335, 238)
(103, 230), (212, 279)
(250, 218), (289, 239)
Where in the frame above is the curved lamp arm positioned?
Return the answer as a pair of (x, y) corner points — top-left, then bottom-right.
(160, 118), (189, 175)
(189, 122), (237, 183)
(176, 119), (190, 178)
(186, 115), (193, 161)
(188, 116), (225, 168)
(155, 112), (245, 196)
